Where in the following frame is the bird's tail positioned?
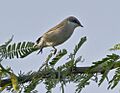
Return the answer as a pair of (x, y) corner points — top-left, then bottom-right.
(36, 36), (42, 44)
(34, 36), (42, 48)
(34, 36), (44, 54)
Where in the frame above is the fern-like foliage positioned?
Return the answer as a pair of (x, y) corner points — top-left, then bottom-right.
(73, 36), (87, 55)
(0, 36), (13, 58)
(0, 35), (13, 49)
(68, 36), (86, 61)
(1, 36), (120, 93)
(49, 49), (67, 66)
(108, 67), (120, 89)
(0, 41), (39, 59)
(89, 54), (120, 88)
(109, 43), (120, 51)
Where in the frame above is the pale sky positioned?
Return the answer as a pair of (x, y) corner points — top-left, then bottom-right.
(0, 0), (120, 93)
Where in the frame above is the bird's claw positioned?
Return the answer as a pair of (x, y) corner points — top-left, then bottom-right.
(37, 48), (43, 54)
(50, 49), (57, 55)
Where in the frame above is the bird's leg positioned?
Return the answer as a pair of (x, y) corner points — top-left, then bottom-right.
(51, 46), (57, 55)
(37, 47), (43, 54)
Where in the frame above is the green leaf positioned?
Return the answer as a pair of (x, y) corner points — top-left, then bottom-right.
(10, 72), (19, 91)
(0, 41), (39, 59)
(109, 43), (120, 51)
(73, 36), (87, 55)
(49, 49), (67, 66)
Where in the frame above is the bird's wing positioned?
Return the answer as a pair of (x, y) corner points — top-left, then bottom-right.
(35, 22), (65, 44)
(35, 20), (67, 47)
(45, 20), (66, 34)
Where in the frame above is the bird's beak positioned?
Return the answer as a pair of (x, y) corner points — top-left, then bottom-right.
(78, 22), (83, 27)
(80, 24), (83, 27)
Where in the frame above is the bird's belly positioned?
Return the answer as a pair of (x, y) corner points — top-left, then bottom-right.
(52, 31), (73, 46)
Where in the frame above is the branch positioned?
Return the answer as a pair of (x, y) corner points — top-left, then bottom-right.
(1, 36), (120, 92)
(1, 61), (120, 87)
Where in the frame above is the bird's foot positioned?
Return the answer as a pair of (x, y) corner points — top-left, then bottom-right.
(51, 48), (57, 55)
(37, 48), (43, 54)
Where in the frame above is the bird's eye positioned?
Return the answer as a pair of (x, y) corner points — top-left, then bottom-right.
(72, 19), (77, 24)
(72, 19), (80, 26)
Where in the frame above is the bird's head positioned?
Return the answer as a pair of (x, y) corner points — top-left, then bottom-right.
(66, 16), (83, 28)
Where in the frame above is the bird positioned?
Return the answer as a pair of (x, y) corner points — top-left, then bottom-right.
(34, 16), (83, 54)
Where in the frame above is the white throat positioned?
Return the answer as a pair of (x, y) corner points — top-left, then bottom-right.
(68, 21), (78, 29)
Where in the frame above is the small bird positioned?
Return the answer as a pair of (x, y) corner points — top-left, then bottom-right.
(35, 16), (83, 54)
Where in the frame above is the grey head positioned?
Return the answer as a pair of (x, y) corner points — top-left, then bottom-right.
(66, 16), (83, 27)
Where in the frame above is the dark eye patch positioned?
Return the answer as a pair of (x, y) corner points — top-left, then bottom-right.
(67, 16), (83, 27)
(72, 19), (79, 24)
